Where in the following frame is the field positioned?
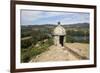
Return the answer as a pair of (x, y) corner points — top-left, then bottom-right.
(21, 23), (89, 62)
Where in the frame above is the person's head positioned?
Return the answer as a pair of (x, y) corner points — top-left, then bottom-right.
(58, 22), (60, 25)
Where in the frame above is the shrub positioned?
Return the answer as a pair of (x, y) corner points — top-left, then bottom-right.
(21, 38), (32, 48)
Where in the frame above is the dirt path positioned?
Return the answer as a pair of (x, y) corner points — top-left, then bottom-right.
(30, 43), (88, 62)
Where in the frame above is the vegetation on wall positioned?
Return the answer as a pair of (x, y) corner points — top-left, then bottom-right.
(21, 38), (53, 62)
(21, 26), (53, 62)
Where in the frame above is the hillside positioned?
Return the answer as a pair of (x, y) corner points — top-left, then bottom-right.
(21, 23), (89, 29)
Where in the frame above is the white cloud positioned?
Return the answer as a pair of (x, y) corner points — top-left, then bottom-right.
(21, 10), (89, 25)
(21, 10), (70, 21)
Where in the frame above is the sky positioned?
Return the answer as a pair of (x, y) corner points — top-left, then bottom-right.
(21, 10), (90, 25)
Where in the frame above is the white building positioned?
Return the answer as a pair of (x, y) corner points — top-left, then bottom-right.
(53, 22), (66, 47)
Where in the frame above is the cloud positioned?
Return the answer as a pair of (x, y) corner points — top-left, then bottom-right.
(60, 13), (90, 24)
(21, 10), (90, 25)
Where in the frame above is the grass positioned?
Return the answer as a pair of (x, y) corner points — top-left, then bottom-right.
(21, 38), (53, 63)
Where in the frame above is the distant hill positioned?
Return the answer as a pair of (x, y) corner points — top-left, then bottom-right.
(21, 23), (89, 30)
(63, 23), (89, 28)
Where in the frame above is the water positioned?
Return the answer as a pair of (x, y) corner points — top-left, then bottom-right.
(73, 36), (89, 41)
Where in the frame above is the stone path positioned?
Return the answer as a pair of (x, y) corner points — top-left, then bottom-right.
(30, 44), (83, 62)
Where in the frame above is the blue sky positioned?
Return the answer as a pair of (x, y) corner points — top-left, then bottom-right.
(21, 10), (90, 25)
